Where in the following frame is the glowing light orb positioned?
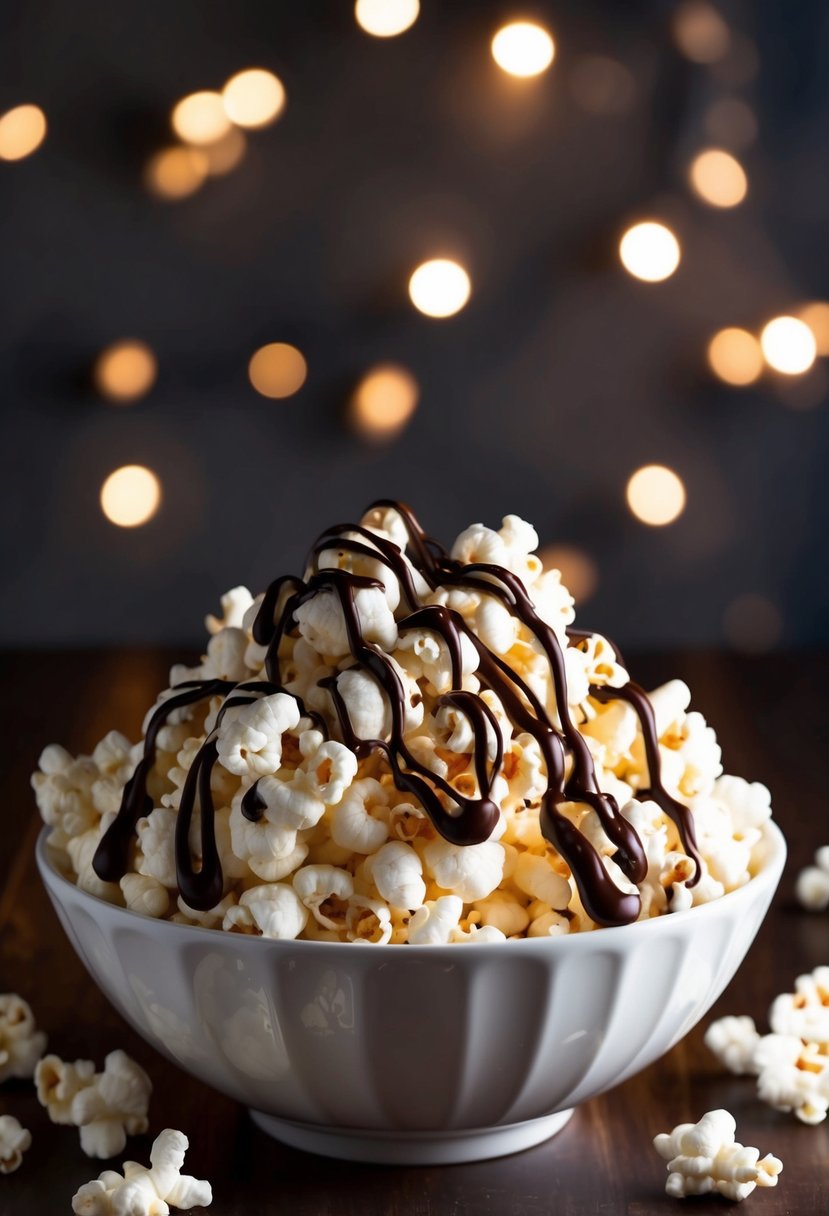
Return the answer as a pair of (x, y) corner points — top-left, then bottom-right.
(538, 545), (598, 605)
(248, 343), (307, 398)
(354, 0), (420, 37)
(798, 301), (829, 356)
(707, 328), (763, 386)
(619, 222), (681, 282)
(0, 104), (47, 161)
(350, 364), (419, 439)
(673, 1), (730, 63)
(100, 466), (162, 528)
(171, 92), (231, 146)
(626, 465), (686, 527)
(94, 341), (158, 403)
(144, 146), (208, 200)
(760, 316), (816, 376)
(222, 69), (285, 128)
(689, 148), (747, 207)
(491, 21), (555, 78)
(408, 259), (471, 318)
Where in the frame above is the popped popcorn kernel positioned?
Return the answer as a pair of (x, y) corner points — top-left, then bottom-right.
(653, 1109), (782, 1201)
(0, 1115), (31, 1174)
(72, 1127), (212, 1214)
(0, 993), (47, 1082)
(36, 1049), (152, 1158)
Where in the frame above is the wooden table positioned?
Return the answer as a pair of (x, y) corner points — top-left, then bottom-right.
(1, 649), (827, 1214)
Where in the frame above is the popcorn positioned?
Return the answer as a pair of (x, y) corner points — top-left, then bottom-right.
(72, 1128), (212, 1214)
(796, 845), (829, 912)
(36, 1049), (152, 1158)
(769, 966), (829, 1043)
(35, 501), (777, 945)
(653, 1109), (782, 1201)
(754, 1034), (829, 1125)
(0, 993), (47, 1082)
(0, 1115), (31, 1174)
(704, 1016), (761, 1076)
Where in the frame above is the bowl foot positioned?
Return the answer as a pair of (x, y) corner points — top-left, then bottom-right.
(248, 1107), (574, 1164)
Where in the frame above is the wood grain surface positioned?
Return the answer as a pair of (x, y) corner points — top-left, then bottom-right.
(1, 649), (827, 1215)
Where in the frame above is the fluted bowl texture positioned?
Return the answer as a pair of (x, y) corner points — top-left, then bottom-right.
(37, 822), (786, 1163)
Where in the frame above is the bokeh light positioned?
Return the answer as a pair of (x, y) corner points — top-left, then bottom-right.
(354, 0), (420, 37)
(707, 327), (763, 386)
(0, 104), (47, 161)
(350, 364), (419, 439)
(491, 22), (555, 78)
(704, 97), (758, 150)
(798, 301), (829, 356)
(222, 69), (285, 129)
(100, 466), (162, 528)
(408, 258), (471, 318)
(722, 593), (782, 653)
(144, 146), (208, 200)
(569, 56), (636, 116)
(760, 316), (817, 376)
(672, 1), (730, 63)
(248, 343), (308, 398)
(538, 545), (599, 605)
(626, 465), (686, 527)
(202, 127), (247, 176)
(689, 148), (748, 208)
(94, 341), (158, 403)
(171, 92), (231, 146)
(619, 222), (681, 282)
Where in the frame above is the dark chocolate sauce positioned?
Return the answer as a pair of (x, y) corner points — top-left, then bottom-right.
(93, 501), (700, 924)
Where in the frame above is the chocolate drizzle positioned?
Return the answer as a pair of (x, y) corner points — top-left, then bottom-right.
(93, 501), (700, 926)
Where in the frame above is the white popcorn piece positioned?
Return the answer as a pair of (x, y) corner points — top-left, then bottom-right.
(512, 853), (571, 908)
(175, 893), (237, 930)
(769, 966), (829, 1043)
(201, 627), (251, 682)
(293, 865), (354, 929)
(653, 1109), (782, 1202)
(330, 778), (390, 854)
(72, 1128), (212, 1215)
(527, 909), (571, 937)
(295, 732), (359, 806)
(233, 883), (308, 939)
(346, 894), (393, 944)
(0, 1115), (31, 1174)
(450, 923), (507, 944)
(37, 1050), (151, 1158)
(408, 895), (464, 944)
(205, 585), (254, 635)
(216, 692), (301, 779)
(31, 744), (99, 840)
(423, 838), (505, 903)
(704, 1016), (761, 1076)
(754, 1034), (829, 1125)
(120, 874), (170, 920)
(367, 841), (426, 909)
(295, 584), (398, 657)
(474, 891), (530, 937)
(796, 846), (829, 912)
(228, 801), (308, 882)
(0, 993), (47, 1082)
(335, 668), (391, 740)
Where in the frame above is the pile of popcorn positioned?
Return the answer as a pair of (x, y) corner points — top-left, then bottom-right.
(0, 991), (211, 1213)
(32, 506), (776, 943)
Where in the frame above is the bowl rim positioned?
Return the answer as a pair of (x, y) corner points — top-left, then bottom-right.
(36, 819), (786, 957)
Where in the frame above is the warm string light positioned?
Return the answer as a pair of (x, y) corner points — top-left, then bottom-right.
(760, 317), (817, 376)
(0, 104), (47, 161)
(354, 0), (420, 38)
(626, 465), (686, 527)
(672, 1), (730, 64)
(144, 147), (208, 200)
(798, 302), (829, 356)
(222, 69), (285, 129)
(491, 21), (555, 78)
(350, 364), (419, 439)
(94, 341), (158, 403)
(707, 328), (763, 386)
(100, 466), (162, 528)
(248, 343), (307, 398)
(538, 545), (599, 605)
(689, 148), (748, 208)
(408, 258), (471, 318)
(171, 92), (231, 146)
(619, 222), (681, 282)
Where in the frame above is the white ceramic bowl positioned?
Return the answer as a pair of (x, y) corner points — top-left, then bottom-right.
(37, 822), (785, 1165)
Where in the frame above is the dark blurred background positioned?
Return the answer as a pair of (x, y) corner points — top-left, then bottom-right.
(2, 0), (828, 652)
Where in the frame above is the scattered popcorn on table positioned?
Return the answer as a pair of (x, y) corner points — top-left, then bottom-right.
(707, 966), (829, 1124)
(33, 503), (777, 942)
(0, 1115), (31, 1174)
(0, 993), (47, 1082)
(72, 1128), (212, 1214)
(795, 846), (829, 911)
(653, 1109), (782, 1201)
(35, 1049), (152, 1157)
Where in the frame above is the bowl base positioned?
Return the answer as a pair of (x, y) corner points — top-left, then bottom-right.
(248, 1107), (574, 1164)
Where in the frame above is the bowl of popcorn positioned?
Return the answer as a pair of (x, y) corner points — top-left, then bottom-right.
(34, 501), (786, 1164)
